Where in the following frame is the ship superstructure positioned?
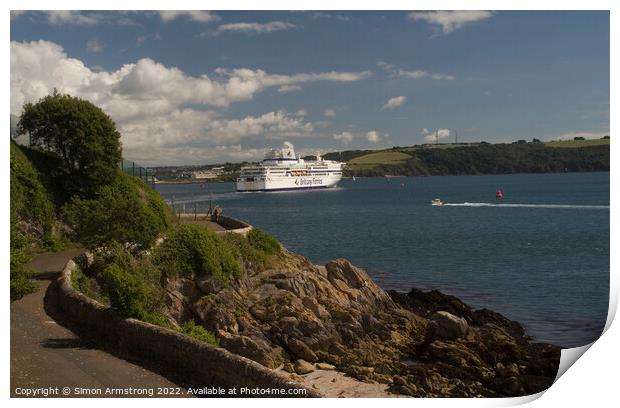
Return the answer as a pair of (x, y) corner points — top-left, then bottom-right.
(236, 142), (344, 192)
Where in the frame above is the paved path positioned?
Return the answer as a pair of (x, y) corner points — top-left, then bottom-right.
(10, 249), (184, 397)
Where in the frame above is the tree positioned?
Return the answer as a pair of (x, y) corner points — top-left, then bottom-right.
(573, 136), (586, 141)
(17, 91), (122, 196)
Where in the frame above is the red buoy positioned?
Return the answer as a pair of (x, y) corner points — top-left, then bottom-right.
(495, 190), (503, 199)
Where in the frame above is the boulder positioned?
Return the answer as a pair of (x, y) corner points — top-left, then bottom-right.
(316, 362), (336, 370)
(426, 311), (470, 340)
(286, 338), (318, 362)
(294, 359), (315, 375)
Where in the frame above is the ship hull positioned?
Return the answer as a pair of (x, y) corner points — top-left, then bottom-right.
(237, 175), (341, 192)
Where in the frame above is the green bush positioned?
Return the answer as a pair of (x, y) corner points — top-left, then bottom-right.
(247, 228), (281, 255)
(62, 173), (172, 251)
(10, 243), (35, 302)
(98, 263), (160, 319)
(70, 265), (106, 303)
(10, 142), (56, 246)
(180, 321), (219, 347)
(153, 225), (240, 285)
(222, 232), (277, 271)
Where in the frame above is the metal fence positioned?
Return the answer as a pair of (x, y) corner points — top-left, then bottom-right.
(121, 159), (155, 187)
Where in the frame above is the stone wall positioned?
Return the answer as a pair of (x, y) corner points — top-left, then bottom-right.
(44, 254), (319, 397)
(214, 215), (252, 236)
(178, 214), (253, 236)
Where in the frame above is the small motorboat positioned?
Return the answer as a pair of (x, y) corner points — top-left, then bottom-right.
(431, 198), (444, 206)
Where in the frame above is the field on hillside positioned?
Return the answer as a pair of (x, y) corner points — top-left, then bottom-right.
(545, 138), (609, 148)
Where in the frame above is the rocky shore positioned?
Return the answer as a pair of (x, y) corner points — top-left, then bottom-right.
(162, 249), (560, 397)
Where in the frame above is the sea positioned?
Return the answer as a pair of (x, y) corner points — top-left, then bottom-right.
(155, 172), (610, 349)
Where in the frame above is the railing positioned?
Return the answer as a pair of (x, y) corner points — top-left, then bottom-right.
(121, 159), (155, 187)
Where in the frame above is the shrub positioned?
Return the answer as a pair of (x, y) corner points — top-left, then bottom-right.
(222, 233), (274, 271)
(10, 142), (56, 246)
(62, 173), (172, 251)
(152, 225), (240, 285)
(98, 263), (161, 319)
(180, 321), (219, 347)
(247, 228), (281, 255)
(70, 264), (107, 304)
(10, 243), (35, 302)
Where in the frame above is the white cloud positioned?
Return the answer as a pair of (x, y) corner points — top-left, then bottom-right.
(378, 61), (455, 81)
(324, 109), (336, 118)
(398, 69), (455, 81)
(46, 11), (101, 25)
(11, 40), (372, 165)
(305, 12), (351, 22)
(159, 11), (219, 24)
(382, 96), (406, 110)
(366, 131), (381, 143)
(86, 39), (104, 53)
(423, 128), (451, 142)
(408, 11), (494, 34)
(215, 21), (298, 34)
(278, 85), (302, 93)
(333, 132), (354, 145)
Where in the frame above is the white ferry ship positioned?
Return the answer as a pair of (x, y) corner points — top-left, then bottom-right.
(236, 142), (344, 192)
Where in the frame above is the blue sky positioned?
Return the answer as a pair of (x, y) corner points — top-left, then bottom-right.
(10, 10), (609, 165)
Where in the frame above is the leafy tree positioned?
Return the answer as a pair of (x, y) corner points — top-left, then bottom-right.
(17, 91), (122, 196)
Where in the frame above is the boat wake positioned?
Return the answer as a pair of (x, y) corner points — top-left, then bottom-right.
(443, 202), (609, 210)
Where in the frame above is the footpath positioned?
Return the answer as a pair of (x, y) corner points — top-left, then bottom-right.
(10, 249), (184, 397)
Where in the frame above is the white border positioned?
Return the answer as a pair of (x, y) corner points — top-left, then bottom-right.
(3, 2), (616, 407)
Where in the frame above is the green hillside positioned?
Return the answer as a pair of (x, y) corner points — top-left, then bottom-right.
(545, 138), (610, 148)
(325, 139), (609, 177)
(349, 151), (412, 165)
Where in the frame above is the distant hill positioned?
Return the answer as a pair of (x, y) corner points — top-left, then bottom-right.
(322, 139), (609, 177)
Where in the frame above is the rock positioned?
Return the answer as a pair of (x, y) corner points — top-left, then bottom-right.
(286, 338), (318, 362)
(316, 362), (336, 370)
(315, 350), (341, 366)
(160, 248), (559, 398)
(294, 359), (315, 375)
(426, 311), (470, 340)
(217, 332), (285, 368)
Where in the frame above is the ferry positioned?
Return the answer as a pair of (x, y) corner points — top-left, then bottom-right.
(236, 142), (344, 192)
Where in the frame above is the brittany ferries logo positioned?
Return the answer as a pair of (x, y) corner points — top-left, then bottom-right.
(296, 178), (323, 186)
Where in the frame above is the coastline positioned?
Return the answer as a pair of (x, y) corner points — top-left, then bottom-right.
(47, 246), (561, 398)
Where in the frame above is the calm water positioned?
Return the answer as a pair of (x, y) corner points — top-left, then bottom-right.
(156, 172), (610, 348)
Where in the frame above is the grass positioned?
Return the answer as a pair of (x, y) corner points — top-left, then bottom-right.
(348, 151), (411, 165)
(545, 138), (610, 148)
(180, 321), (219, 347)
(178, 218), (226, 232)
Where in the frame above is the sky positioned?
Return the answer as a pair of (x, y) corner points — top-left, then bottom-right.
(10, 10), (610, 166)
